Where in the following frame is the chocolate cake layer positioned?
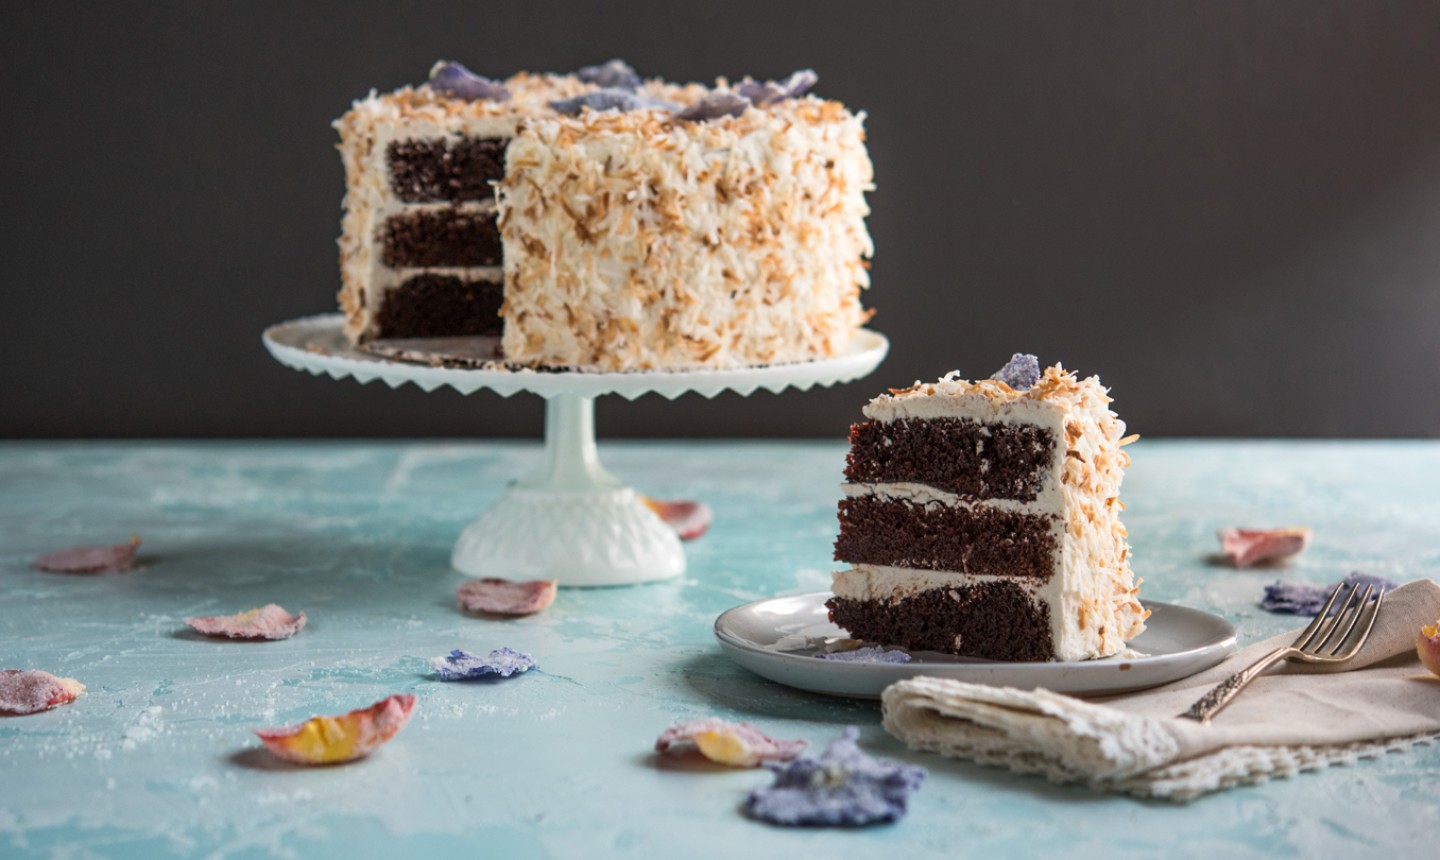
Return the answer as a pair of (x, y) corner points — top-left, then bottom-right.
(835, 496), (1057, 578)
(826, 581), (1055, 661)
(387, 138), (507, 203)
(846, 418), (1054, 501)
(375, 274), (503, 338)
(381, 210), (502, 268)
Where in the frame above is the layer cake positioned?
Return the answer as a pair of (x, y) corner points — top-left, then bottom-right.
(334, 61), (874, 371)
(828, 355), (1147, 662)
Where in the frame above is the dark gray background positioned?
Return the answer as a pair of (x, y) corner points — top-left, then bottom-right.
(4, 1), (1438, 439)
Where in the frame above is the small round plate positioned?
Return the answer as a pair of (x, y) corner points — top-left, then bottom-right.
(714, 592), (1237, 699)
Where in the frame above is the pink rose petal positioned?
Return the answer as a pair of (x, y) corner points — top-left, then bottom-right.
(641, 497), (712, 540)
(185, 604), (306, 640)
(1218, 527), (1312, 568)
(0, 670), (85, 715)
(655, 718), (807, 767)
(457, 577), (558, 616)
(34, 536), (140, 573)
(1418, 621), (1440, 679)
(254, 694), (415, 765)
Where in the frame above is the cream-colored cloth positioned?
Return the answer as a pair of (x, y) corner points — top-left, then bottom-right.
(882, 579), (1440, 801)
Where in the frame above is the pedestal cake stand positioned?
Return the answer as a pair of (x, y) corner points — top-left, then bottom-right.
(263, 314), (888, 587)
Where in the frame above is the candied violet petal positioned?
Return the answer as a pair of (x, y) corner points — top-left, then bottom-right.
(550, 88), (675, 116)
(431, 647), (536, 681)
(577, 59), (641, 90)
(736, 69), (819, 106)
(743, 728), (925, 826)
(814, 646), (911, 664)
(675, 91), (751, 122)
(1261, 571), (1399, 615)
(990, 353), (1041, 390)
(428, 61), (510, 101)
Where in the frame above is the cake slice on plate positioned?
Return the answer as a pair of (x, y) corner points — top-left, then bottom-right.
(828, 355), (1147, 662)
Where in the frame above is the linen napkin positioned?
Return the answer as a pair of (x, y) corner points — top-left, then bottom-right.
(882, 579), (1440, 801)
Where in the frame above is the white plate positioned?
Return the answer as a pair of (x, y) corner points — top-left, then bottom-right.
(714, 592), (1237, 699)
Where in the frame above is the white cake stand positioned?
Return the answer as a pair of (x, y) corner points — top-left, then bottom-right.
(263, 314), (888, 587)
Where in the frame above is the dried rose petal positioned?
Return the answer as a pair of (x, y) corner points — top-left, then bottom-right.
(1418, 621), (1440, 678)
(641, 496), (712, 540)
(655, 718), (807, 767)
(0, 670), (85, 715)
(457, 577), (557, 616)
(185, 604), (306, 640)
(34, 536), (140, 573)
(254, 694), (415, 765)
(1218, 526), (1312, 568)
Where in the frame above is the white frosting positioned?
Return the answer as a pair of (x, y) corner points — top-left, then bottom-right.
(333, 72), (874, 366)
(834, 366), (1146, 661)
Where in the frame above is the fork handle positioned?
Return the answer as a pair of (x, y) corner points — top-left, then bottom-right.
(1179, 647), (1293, 723)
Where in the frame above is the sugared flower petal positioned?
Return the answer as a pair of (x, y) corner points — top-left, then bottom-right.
(431, 647), (535, 681)
(0, 670), (85, 715)
(736, 69), (818, 105)
(457, 577), (557, 615)
(34, 536), (140, 573)
(577, 59), (641, 90)
(428, 61), (509, 101)
(550, 89), (674, 116)
(655, 718), (807, 767)
(1261, 571), (1399, 615)
(1417, 621), (1440, 678)
(815, 646), (911, 664)
(254, 694), (415, 765)
(989, 353), (1041, 391)
(1219, 527), (1312, 567)
(743, 727), (925, 826)
(641, 496), (712, 540)
(185, 604), (306, 640)
(675, 91), (751, 122)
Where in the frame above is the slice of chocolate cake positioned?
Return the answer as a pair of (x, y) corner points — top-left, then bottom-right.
(827, 355), (1147, 662)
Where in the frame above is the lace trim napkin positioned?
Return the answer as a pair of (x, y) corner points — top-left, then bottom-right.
(882, 579), (1440, 801)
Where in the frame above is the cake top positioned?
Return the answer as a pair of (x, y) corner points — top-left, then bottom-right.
(336, 59), (860, 135)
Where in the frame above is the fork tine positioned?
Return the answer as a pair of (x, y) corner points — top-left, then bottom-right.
(1318, 584), (1374, 656)
(1310, 583), (1367, 654)
(1295, 582), (1358, 652)
(1330, 586), (1384, 660)
(1291, 581), (1352, 651)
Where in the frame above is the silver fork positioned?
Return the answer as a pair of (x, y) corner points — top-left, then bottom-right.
(1179, 581), (1384, 723)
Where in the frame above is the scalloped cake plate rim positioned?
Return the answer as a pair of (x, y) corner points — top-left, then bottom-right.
(714, 592), (1237, 699)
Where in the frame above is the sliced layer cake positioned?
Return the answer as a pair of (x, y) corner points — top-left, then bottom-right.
(828, 355), (1146, 662)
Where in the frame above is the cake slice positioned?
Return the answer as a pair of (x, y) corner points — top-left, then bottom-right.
(827, 355), (1146, 662)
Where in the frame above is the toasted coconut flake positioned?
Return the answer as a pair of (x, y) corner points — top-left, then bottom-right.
(185, 604), (306, 640)
(34, 536), (140, 573)
(655, 718), (806, 767)
(254, 694), (415, 765)
(0, 670), (85, 715)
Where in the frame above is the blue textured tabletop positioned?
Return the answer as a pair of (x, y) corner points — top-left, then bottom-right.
(3, 440), (1437, 858)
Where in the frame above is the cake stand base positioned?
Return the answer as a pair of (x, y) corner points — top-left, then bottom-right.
(451, 394), (683, 586)
(263, 314), (888, 589)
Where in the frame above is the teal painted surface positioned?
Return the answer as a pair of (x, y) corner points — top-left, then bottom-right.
(2, 440), (1437, 858)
